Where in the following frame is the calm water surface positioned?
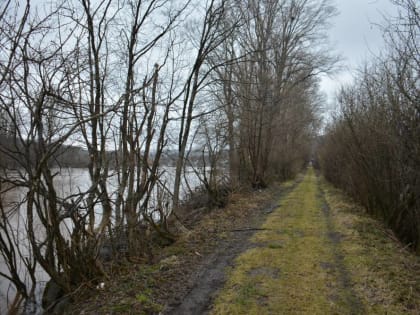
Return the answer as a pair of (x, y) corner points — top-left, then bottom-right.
(0, 167), (202, 313)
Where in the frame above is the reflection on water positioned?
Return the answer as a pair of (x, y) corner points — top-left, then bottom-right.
(0, 179), (47, 314)
(0, 167), (202, 313)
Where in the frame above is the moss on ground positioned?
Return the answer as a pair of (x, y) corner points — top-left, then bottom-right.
(211, 168), (420, 315)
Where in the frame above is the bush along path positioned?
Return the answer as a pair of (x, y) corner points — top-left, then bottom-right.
(210, 167), (420, 314)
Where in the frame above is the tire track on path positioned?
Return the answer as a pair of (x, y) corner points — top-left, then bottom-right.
(316, 174), (365, 314)
(210, 167), (365, 314)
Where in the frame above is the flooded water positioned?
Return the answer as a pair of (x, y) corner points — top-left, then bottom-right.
(0, 167), (203, 314)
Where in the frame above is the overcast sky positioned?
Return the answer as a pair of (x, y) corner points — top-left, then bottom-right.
(320, 0), (399, 112)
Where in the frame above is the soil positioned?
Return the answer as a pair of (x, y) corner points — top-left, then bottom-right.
(157, 180), (300, 315)
(164, 227), (255, 314)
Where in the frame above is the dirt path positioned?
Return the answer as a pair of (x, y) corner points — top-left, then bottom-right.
(166, 223), (257, 315)
(164, 183), (299, 315)
(205, 168), (420, 314)
(317, 179), (365, 314)
(209, 167), (361, 314)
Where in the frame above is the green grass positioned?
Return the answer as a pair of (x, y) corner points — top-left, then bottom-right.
(211, 168), (420, 314)
(322, 181), (420, 314)
(212, 168), (343, 314)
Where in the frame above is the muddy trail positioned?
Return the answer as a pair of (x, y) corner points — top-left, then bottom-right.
(164, 182), (300, 315)
(167, 168), (420, 315)
(164, 220), (258, 315)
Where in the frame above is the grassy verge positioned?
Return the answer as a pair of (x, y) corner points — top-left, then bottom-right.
(211, 168), (420, 314)
(321, 179), (420, 314)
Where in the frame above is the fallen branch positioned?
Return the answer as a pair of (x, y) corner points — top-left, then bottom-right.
(230, 227), (269, 232)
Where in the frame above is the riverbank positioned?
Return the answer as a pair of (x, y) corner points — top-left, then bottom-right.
(66, 168), (420, 314)
(66, 176), (301, 314)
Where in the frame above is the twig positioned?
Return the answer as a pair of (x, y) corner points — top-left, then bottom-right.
(230, 227), (269, 232)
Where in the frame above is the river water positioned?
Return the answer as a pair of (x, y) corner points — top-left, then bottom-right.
(0, 167), (203, 314)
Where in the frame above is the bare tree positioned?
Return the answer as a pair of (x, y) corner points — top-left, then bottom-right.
(221, 0), (337, 187)
(0, 0), (190, 311)
(172, 0), (240, 208)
